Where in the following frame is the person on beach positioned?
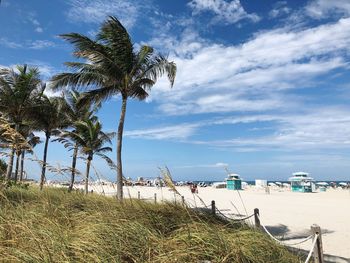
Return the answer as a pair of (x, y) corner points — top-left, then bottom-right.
(190, 184), (198, 194)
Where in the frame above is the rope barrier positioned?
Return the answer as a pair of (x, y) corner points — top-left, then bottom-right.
(216, 207), (255, 222)
(304, 234), (319, 263)
(257, 214), (313, 246)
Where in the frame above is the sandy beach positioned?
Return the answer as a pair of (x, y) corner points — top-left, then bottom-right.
(76, 184), (350, 260)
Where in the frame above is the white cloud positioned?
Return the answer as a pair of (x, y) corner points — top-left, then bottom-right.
(35, 27), (43, 33)
(192, 107), (350, 151)
(66, 0), (144, 28)
(148, 17), (350, 116)
(176, 162), (228, 169)
(0, 37), (22, 48)
(269, 1), (291, 18)
(27, 12), (44, 33)
(124, 115), (277, 141)
(28, 40), (55, 49)
(306, 0), (350, 18)
(188, 0), (260, 24)
(124, 123), (200, 140)
(0, 38), (56, 50)
(124, 106), (350, 153)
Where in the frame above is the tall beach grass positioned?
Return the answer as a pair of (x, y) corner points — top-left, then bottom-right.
(0, 186), (301, 262)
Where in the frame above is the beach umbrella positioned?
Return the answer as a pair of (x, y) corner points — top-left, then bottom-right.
(316, 182), (329, 186)
(339, 182), (347, 186)
(268, 182), (276, 186)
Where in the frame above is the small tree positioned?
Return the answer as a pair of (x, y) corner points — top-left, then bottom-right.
(61, 119), (115, 194)
(55, 90), (100, 192)
(30, 95), (70, 190)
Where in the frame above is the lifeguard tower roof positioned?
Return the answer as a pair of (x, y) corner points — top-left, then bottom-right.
(289, 172), (314, 181)
(228, 173), (240, 179)
(292, 172), (309, 177)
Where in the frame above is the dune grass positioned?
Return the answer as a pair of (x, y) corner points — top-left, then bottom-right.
(0, 186), (301, 262)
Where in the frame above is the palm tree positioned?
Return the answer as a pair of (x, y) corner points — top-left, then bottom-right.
(0, 159), (7, 177)
(19, 131), (41, 181)
(55, 90), (100, 192)
(51, 16), (176, 200)
(0, 65), (44, 180)
(62, 119), (114, 194)
(30, 95), (70, 190)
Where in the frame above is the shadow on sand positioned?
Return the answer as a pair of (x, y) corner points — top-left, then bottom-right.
(265, 224), (349, 263)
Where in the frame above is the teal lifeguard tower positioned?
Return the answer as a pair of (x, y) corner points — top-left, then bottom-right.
(226, 173), (242, 190)
(289, 172), (315, 193)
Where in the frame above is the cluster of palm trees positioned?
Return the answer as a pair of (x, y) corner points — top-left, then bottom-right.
(0, 65), (114, 194)
(0, 16), (176, 200)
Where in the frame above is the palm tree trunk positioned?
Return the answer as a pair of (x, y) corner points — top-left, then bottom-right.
(6, 123), (19, 181)
(69, 144), (78, 192)
(85, 157), (92, 195)
(19, 150), (25, 181)
(5, 147), (15, 181)
(40, 132), (50, 190)
(14, 152), (20, 182)
(116, 96), (127, 200)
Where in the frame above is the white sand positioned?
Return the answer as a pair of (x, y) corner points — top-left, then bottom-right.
(77, 184), (350, 259)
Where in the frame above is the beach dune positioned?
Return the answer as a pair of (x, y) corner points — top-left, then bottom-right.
(78, 184), (350, 260)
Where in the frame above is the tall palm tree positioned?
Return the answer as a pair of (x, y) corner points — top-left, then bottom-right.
(0, 65), (44, 180)
(30, 95), (70, 190)
(62, 119), (114, 194)
(55, 90), (100, 192)
(51, 16), (176, 200)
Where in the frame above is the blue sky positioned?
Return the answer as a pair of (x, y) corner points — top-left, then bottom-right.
(1, 0), (350, 182)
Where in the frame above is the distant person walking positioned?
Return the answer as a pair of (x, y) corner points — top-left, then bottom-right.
(190, 184), (198, 194)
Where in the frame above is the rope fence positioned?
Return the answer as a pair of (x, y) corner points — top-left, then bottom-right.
(305, 234), (319, 263)
(123, 192), (325, 263)
(257, 214), (313, 246)
(253, 208), (324, 263)
(209, 201), (324, 263)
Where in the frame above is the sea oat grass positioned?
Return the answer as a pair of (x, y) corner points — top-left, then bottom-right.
(0, 186), (300, 262)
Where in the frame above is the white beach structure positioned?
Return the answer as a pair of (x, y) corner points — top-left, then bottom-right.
(289, 172), (316, 193)
(255, 179), (267, 188)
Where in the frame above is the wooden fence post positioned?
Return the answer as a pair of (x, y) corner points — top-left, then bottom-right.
(138, 191), (140, 200)
(311, 224), (324, 263)
(181, 196), (185, 206)
(254, 208), (260, 228)
(154, 193), (157, 204)
(211, 200), (216, 215)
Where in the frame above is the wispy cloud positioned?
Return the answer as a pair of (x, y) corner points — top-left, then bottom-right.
(27, 12), (43, 33)
(66, 0), (147, 28)
(269, 1), (291, 18)
(188, 0), (260, 25)
(124, 123), (200, 140)
(0, 38), (56, 50)
(175, 162), (228, 169)
(0, 37), (22, 48)
(125, 106), (350, 154)
(28, 40), (55, 49)
(306, 0), (350, 19)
